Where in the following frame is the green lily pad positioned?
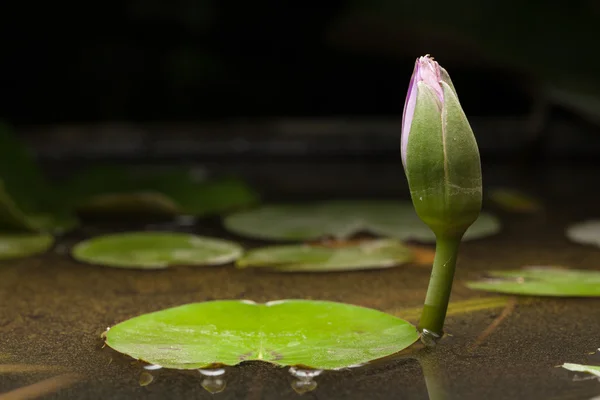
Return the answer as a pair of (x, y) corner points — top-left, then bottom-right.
(0, 233), (54, 260)
(0, 123), (78, 233)
(566, 220), (600, 248)
(71, 232), (243, 269)
(237, 239), (415, 272)
(224, 201), (500, 242)
(562, 363), (600, 377)
(105, 300), (419, 370)
(62, 166), (259, 218)
(467, 267), (600, 297)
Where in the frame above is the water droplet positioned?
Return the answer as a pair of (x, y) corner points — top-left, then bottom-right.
(201, 377), (226, 394)
(420, 329), (442, 348)
(289, 367), (323, 379)
(198, 368), (226, 377)
(144, 364), (163, 371)
(199, 368), (227, 393)
(291, 378), (318, 394)
(289, 367), (322, 394)
(139, 371), (154, 386)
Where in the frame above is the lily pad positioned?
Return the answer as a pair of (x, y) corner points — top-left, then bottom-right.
(224, 201), (500, 242)
(237, 239), (415, 272)
(566, 220), (600, 248)
(71, 232), (243, 269)
(562, 363), (600, 377)
(105, 300), (419, 369)
(62, 166), (259, 218)
(467, 267), (600, 297)
(0, 233), (54, 260)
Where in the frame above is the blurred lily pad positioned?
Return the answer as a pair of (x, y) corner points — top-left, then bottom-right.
(62, 166), (259, 218)
(562, 363), (600, 377)
(0, 233), (54, 260)
(105, 300), (419, 369)
(0, 123), (77, 233)
(488, 188), (542, 213)
(224, 201), (500, 242)
(566, 220), (600, 248)
(71, 232), (243, 269)
(467, 267), (600, 297)
(237, 239), (414, 272)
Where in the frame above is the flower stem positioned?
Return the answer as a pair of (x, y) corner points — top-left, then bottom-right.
(418, 235), (462, 336)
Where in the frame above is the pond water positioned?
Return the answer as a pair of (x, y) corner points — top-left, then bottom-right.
(1, 160), (600, 399)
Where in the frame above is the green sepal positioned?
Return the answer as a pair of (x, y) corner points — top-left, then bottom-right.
(405, 81), (481, 238)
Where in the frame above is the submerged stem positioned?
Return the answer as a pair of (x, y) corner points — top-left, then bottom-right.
(418, 235), (462, 336)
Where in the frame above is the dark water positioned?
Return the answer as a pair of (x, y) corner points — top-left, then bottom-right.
(1, 161), (600, 399)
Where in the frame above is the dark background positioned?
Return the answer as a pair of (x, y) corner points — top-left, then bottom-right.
(2, 0), (600, 160)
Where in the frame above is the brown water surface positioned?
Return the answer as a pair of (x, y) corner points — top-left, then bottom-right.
(1, 161), (600, 399)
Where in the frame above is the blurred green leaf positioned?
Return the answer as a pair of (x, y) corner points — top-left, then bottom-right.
(0, 123), (77, 233)
(224, 201), (500, 243)
(61, 166), (259, 218)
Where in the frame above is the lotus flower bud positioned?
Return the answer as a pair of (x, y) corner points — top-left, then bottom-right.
(401, 55), (482, 239)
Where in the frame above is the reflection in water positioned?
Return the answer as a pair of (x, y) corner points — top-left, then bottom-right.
(139, 371), (154, 386)
(420, 329), (442, 348)
(289, 367), (323, 394)
(417, 351), (449, 400)
(199, 368), (227, 394)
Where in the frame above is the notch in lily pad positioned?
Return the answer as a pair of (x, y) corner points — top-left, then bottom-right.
(103, 300), (420, 370)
